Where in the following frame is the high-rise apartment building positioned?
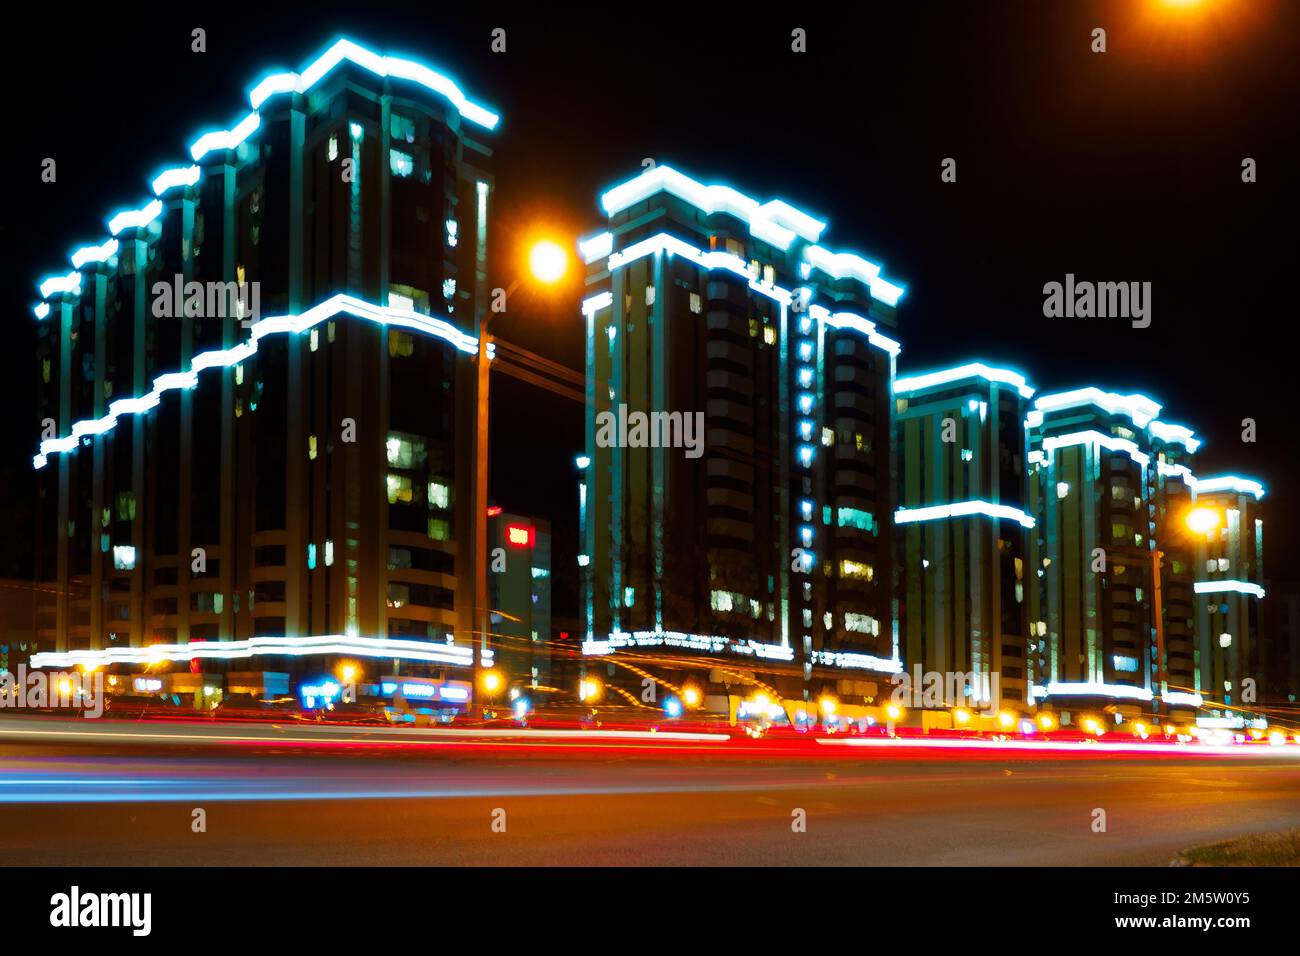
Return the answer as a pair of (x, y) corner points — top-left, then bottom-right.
(894, 363), (1035, 710)
(30, 39), (498, 681)
(1025, 388), (1212, 721)
(1190, 475), (1266, 710)
(577, 166), (905, 706)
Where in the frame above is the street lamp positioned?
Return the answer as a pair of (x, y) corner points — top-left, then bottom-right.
(472, 234), (571, 695)
(528, 240), (568, 284)
(1186, 506), (1221, 535)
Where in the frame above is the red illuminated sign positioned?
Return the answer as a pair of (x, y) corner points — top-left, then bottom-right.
(505, 524), (534, 548)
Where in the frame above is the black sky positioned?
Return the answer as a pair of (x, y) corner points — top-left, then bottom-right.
(3, 1), (1296, 592)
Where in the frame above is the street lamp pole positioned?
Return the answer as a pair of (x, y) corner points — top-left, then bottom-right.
(474, 321), (492, 678)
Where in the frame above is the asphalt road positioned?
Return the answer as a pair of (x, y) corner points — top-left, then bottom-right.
(3, 717), (1299, 865)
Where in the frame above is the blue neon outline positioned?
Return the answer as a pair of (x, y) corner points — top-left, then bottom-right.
(32, 293), (488, 470)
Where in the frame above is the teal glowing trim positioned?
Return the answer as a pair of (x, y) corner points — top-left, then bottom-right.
(1158, 465), (1264, 500)
(1148, 419), (1201, 453)
(248, 37), (499, 130)
(894, 500), (1035, 529)
(32, 293), (486, 470)
(600, 165), (825, 249)
(70, 238), (118, 270)
(578, 232), (613, 264)
(823, 310), (902, 355)
(1039, 430), (1149, 467)
(606, 232), (793, 306)
(1193, 474), (1265, 500)
(1033, 387), (1161, 429)
(802, 244), (906, 306)
(152, 165), (201, 195)
(894, 361), (1035, 399)
(1193, 580), (1265, 599)
(35, 38), (499, 307)
(107, 200), (163, 236)
(581, 291), (613, 318)
(39, 271), (81, 299)
(190, 112), (261, 161)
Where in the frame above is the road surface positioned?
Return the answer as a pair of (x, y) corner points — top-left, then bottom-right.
(2, 716), (1298, 865)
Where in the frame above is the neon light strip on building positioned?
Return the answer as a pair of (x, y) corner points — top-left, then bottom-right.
(1194, 580), (1266, 599)
(1155, 464), (1265, 500)
(894, 361), (1035, 399)
(1193, 475), (1265, 500)
(1036, 681), (1154, 702)
(248, 37), (499, 129)
(801, 245), (906, 307)
(595, 166), (904, 304)
(32, 293), (487, 470)
(894, 500), (1036, 529)
(603, 233), (900, 352)
(1033, 387), (1161, 429)
(1148, 419), (1201, 453)
(1038, 430), (1150, 467)
(29, 634), (487, 670)
(35, 38), (498, 310)
(600, 165), (826, 249)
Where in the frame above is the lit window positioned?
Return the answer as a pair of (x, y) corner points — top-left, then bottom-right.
(836, 508), (875, 532)
(390, 113), (416, 143)
(689, 292), (702, 314)
(328, 135), (338, 161)
(112, 545), (136, 571)
(428, 518), (450, 541)
(386, 432), (427, 469)
(387, 474), (414, 504)
(388, 330), (415, 358)
(428, 481), (451, 510)
(763, 326), (776, 346)
(845, 613), (879, 635)
(840, 560), (874, 581)
(387, 149), (413, 178)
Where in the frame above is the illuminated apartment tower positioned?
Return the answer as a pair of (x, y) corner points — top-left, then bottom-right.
(577, 166), (905, 702)
(1189, 475), (1266, 710)
(894, 363), (1035, 710)
(1025, 389), (1204, 720)
(31, 40), (497, 674)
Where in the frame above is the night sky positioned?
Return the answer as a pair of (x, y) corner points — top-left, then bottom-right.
(4, 1), (1296, 607)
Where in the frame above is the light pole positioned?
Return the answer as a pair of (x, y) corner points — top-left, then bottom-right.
(472, 238), (570, 704)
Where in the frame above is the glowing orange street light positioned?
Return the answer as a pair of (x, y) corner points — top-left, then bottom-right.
(528, 239), (568, 284)
(1186, 506), (1221, 535)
